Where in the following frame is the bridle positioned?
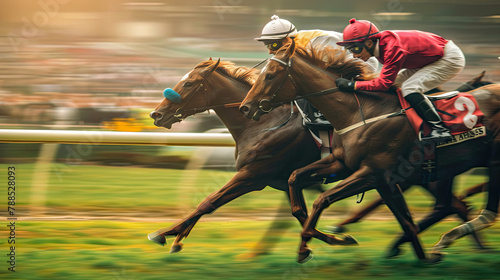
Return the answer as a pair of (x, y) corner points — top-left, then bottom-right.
(258, 56), (298, 113)
(259, 56), (298, 113)
(172, 63), (220, 120)
(257, 56), (341, 113)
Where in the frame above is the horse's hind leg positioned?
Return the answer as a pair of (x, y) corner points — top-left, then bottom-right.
(431, 145), (500, 260)
(387, 179), (487, 258)
(148, 171), (267, 252)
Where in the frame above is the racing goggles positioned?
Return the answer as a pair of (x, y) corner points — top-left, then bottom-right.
(265, 41), (283, 51)
(346, 43), (365, 54)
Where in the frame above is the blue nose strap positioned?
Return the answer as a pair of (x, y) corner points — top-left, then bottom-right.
(163, 88), (181, 103)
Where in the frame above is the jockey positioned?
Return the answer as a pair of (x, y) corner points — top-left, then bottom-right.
(255, 15), (379, 72)
(336, 18), (465, 142)
(254, 15), (378, 127)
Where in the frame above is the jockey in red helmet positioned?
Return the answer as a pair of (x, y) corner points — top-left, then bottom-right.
(336, 18), (465, 142)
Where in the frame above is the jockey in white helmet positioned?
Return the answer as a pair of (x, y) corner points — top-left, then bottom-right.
(255, 15), (379, 73)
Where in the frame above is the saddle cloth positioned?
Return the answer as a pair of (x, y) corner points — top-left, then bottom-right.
(397, 91), (486, 147)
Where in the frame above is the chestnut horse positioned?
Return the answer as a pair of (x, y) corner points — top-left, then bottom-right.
(148, 58), (483, 258)
(239, 41), (500, 262)
(148, 58), (351, 254)
(331, 71), (492, 234)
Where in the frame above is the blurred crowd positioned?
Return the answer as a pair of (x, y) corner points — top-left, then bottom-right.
(0, 0), (498, 131)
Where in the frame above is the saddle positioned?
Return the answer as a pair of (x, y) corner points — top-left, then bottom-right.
(398, 91), (486, 147)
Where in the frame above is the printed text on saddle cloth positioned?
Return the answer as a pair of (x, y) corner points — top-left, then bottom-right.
(400, 92), (486, 146)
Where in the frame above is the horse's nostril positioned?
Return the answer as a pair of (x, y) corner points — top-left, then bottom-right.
(150, 111), (163, 120)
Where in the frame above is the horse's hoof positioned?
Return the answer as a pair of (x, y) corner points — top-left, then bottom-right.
(386, 247), (402, 259)
(170, 243), (183, 253)
(428, 252), (445, 264)
(298, 249), (314, 263)
(148, 232), (166, 246)
(326, 225), (346, 234)
(343, 235), (358, 245)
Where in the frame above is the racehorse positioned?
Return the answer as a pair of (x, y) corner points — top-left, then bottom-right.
(148, 58), (350, 254)
(148, 58), (485, 258)
(330, 71), (492, 234)
(239, 41), (500, 262)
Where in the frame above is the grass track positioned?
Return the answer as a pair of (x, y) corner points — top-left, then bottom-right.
(0, 163), (498, 279)
(1, 220), (500, 280)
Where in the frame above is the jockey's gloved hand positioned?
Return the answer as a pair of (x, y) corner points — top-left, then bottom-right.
(336, 78), (356, 92)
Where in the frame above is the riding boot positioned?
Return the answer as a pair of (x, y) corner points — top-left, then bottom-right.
(404, 92), (452, 142)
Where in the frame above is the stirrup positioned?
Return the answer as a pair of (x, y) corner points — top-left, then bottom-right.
(427, 91), (459, 101)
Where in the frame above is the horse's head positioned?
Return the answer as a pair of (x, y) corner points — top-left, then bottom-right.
(456, 71), (493, 92)
(239, 41), (299, 121)
(150, 58), (221, 129)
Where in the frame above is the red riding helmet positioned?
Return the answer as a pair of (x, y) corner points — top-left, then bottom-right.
(337, 18), (379, 46)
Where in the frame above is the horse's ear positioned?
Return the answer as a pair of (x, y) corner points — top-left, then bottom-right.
(285, 39), (296, 58)
(471, 70), (486, 85)
(201, 58), (220, 77)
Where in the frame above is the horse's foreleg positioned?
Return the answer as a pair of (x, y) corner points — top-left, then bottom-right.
(386, 179), (452, 258)
(288, 154), (348, 226)
(148, 171), (267, 252)
(329, 184), (413, 233)
(377, 179), (426, 261)
(328, 198), (385, 233)
(297, 168), (376, 263)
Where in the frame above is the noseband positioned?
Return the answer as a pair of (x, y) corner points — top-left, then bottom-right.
(258, 57), (298, 113)
(173, 68), (216, 120)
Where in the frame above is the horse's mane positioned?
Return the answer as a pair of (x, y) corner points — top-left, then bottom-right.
(195, 60), (258, 86)
(285, 44), (378, 82)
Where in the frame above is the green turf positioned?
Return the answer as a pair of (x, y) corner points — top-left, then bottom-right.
(0, 163), (496, 279)
(1, 220), (499, 280)
(0, 163), (489, 217)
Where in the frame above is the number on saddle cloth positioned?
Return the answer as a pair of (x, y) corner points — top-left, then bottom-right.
(399, 91), (486, 147)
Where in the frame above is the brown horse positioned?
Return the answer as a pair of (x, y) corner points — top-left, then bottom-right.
(239, 41), (500, 262)
(147, 58), (355, 254)
(330, 71), (492, 234)
(147, 58), (484, 258)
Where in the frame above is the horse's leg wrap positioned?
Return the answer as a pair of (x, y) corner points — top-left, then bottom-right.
(432, 209), (496, 253)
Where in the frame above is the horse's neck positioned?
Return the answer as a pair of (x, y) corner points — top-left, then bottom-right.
(205, 74), (257, 140)
(292, 57), (399, 131)
(207, 73), (301, 144)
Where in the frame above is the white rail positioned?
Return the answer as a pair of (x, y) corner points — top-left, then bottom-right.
(0, 129), (235, 147)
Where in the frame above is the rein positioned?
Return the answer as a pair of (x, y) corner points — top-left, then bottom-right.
(261, 55), (408, 135)
(174, 58), (271, 120)
(262, 56), (341, 108)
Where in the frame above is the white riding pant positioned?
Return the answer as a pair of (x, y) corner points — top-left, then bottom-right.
(395, 40), (465, 97)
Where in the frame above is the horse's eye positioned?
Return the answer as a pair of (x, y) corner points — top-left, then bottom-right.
(183, 82), (193, 87)
(265, 73), (275, 80)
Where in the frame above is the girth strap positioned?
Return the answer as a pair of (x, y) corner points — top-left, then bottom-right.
(334, 109), (407, 135)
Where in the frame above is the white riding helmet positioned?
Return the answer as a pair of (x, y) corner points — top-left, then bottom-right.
(255, 15), (298, 41)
